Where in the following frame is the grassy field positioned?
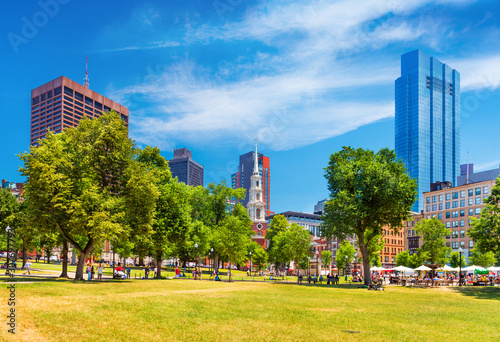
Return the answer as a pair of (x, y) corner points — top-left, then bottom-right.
(0, 278), (499, 341)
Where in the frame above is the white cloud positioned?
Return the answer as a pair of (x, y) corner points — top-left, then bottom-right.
(452, 54), (500, 91)
(110, 0), (481, 150)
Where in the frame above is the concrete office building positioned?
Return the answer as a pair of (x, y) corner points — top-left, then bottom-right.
(168, 148), (204, 186)
(31, 76), (129, 145)
(395, 50), (460, 212)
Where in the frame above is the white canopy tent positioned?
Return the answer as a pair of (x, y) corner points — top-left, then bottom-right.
(415, 265), (432, 271)
(462, 265), (486, 272)
(437, 265), (458, 272)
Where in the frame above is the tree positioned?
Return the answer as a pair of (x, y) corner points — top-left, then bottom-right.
(469, 248), (496, 268)
(251, 245), (267, 273)
(212, 203), (253, 281)
(370, 250), (382, 267)
(468, 177), (500, 255)
(266, 214), (288, 253)
(320, 250), (332, 274)
(416, 218), (450, 285)
(396, 251), (411, 267)
(449, 251), (466, 268)
(270, 223), (311, 279)
(0, 188), (18, 250)
(335, 240), (356, 273)
(19, 112), (157, 280)
(321, 147), (417, 285)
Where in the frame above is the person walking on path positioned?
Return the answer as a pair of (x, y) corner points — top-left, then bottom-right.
(86, 264), (92, 281)
(23, 260), (32, 275)
(154, 266), (157, 279)
(144, 266), (149, 279)
(97, 264), (104, 281)
(126, 266), (131, 279)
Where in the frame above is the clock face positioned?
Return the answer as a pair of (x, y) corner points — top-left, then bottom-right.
(257, 223), (263, 230)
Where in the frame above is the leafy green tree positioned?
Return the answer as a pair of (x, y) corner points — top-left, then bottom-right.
(321, 147), (417, 285)
(0, 188), (18, 250)
(396, 251), (411, 267)
(266, 214), (288, 253)
(212, 203), (252, 281)
(468, 177), (500, 255)
(247, 241), (267, 273)
(416, 218), (450, 284)
(19, 112), (157, 280)
(335, 240), (356, 273)
(449, 251), (466, 268)
(320, 250), (332, 274)
(190, 181), (245, 272)
(270, 223), (311, 279)
(370, 250), (382, 267)
(469, 248), (496, 268)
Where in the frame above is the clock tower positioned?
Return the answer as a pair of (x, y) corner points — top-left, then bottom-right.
(247, 140), (268, 248)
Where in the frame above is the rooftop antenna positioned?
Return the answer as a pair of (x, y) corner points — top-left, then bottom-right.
(83, 57), (89, 88)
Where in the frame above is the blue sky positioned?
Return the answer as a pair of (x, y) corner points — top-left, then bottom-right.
(1, 0), (500, 214)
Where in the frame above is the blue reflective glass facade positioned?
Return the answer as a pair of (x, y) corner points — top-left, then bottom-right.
(395, 50), (460, 212)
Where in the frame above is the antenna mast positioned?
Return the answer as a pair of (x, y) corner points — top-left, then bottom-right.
(83, 57), (89, 88)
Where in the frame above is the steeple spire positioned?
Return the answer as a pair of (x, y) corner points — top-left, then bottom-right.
(253, 139), (259, 175)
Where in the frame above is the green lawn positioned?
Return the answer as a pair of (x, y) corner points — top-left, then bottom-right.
(0, 278), (499, 341)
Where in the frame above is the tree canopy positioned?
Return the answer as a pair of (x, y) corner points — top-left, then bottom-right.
(321, 147), (417, 285)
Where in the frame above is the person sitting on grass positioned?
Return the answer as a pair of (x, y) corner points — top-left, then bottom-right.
(319, 275), (324, 284)
(215, 274), (221, 281)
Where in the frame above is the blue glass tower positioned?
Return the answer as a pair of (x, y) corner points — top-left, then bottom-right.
(395, 50), (460, 212)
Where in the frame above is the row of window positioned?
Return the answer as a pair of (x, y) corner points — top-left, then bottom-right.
(426, 196), (487, 212)
(426, 187), (489, 204)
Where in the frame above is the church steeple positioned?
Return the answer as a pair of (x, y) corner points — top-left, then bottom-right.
(247, 140), (265, 222)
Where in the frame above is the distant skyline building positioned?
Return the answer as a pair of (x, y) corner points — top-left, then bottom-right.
(457, 163), (500, 186)
(314, 199), (327, 216)
(168, 148), (204, 186)
(30, 76), (129, 145)
(395, 50), (460, 212)
(231, 149), (271, 216)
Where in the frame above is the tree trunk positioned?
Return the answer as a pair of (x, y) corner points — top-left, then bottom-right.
(156, 254), (162, 279)
(60, 241), (69, 279)
(74, 239), (94, 281)
(358, 239), (371, 285)
(139, 257), (144, 266)
(214, 253), (219, 274)
(228, 258), (231, 282)
(22, 245), (27, 268)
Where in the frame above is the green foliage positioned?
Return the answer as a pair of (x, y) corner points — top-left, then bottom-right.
(0, 188), (19, 250)
(468, 177), (500, 255)
(468, 248), (496, 268)
(266, 214), (288, 252)
(248, 242), (267, 272)
(335, 240), (356, 270)
(321, 146), (417, 284)
(416, 218), (450, 268)
(19, 112), (157, 280)
(449, 251), (467, 268)
(370, 250), (382, 267)
(270, 223), (311, 271)
(320, 250), (332, 271)
(396, 251), (411, 267)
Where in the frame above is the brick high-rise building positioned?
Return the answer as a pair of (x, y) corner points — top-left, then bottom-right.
(30, 76), (129, 145)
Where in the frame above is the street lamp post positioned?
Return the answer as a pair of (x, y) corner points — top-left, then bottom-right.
(353, 252), (357, 275)
(345, 255), (348, 281)
(315, 250), (319, 277)
(459, 247), (463, 286)
(249, 251), (252, 276)
(5, 226), (10, 276)
(210, 247), (214, 275)
(194, 243), (199, 280)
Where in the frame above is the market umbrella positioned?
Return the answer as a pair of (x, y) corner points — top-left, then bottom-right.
(462, 265), (486, 272)
(370, 266), (385, 271)
(487, 266), (500, 272)
(394, 266), (414, 272)
(415, 265), (431, 271)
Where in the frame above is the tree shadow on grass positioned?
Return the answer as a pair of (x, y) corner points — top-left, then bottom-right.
(451, 287), (500, 301)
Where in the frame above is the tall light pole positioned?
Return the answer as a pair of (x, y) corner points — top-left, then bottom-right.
(459, 247), (463, 286)
(249, 251), (252, 276)
(210, 247), (214, 275)
(5, 226), (10, 276)
(345, 255), (348, 281)
(353, 252), (357, 275)
(316, 250), (319, 277)
(194, 243), (199, 280)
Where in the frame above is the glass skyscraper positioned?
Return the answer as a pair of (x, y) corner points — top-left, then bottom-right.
(395, 50), (460, 212)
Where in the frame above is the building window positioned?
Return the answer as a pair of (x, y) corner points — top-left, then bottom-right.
(460, 220), (465, 227)
(460, 230), (465, 237)
(468, 198), (473, 205)
(446, 222), (450, 228)
(460, 200), (465, 207)
(446, 202), (451, 209)
(452, 231), (458, 238)
(475, 208), (481, 215)
(452, 211), (458, 218)
(468, 209), (473, 216)
(475, 188), (481, 195)
(460, 210), (465, 217)
(439, 195), (443, 202)
(432, 204), (437, 211)
(483, 186), (489, 194)
(452, 221), (458, 228)
(85, 97), (93, 106)
(426, 205), (430, 212)
(469, 241), (473, 248)
(460, 241), (465, 248)
(426, 197), (430, 204)
(452, 201), (458, 208)
(460, 191), (465, 198)
(64, 86), (73, 96)
(75, 91), (83, 101)
(438, 213), (442, 219)
(452, 242), (458, 249)
(475, 197), (482, 205)
(453, 192), (458, 199)
(446, 242), (450, 247)
(468, 189), (473, 196)
(432, 196), (437, 203)
(446, 193), (451, 201)
(439, 203), (443, 210)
